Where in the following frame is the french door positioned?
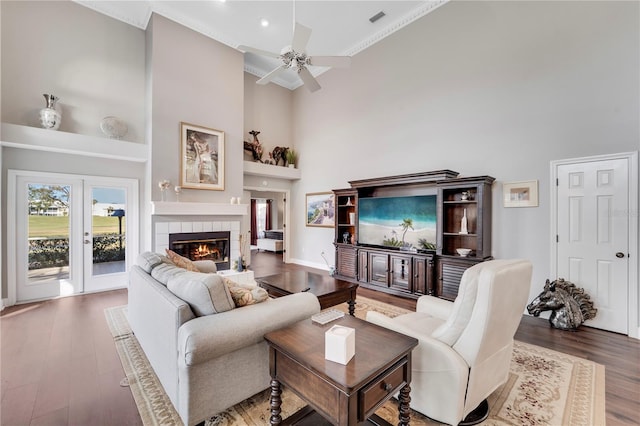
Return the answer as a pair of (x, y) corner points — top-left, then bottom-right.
(8, 171), (138, 304)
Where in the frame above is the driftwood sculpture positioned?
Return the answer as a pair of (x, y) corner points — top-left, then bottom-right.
(527, 278), (597, 330)
(243, 130), (263, 162)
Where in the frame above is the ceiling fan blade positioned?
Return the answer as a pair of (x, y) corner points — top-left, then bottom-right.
(298, 67), (321, 92)
(291, 23), (312, 53)
(308, 56), (352, 68)
(257, 65), (288, 85)
(237, 45), (280, 59)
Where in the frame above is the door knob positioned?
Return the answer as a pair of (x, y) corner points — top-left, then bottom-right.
(615, 252), (625, 258)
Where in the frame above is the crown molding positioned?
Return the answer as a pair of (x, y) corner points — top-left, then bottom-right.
(343, 0), (449, 57)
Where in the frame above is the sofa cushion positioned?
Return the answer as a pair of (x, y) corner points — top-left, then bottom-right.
(137, 252), (163, 273)
(167, 272), (235, 316)
(222, 277), (269, 307)
(165, 249), (200, 272)
(152, 262), (188, 285)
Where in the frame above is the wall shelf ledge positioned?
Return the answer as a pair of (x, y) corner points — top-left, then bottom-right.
(0, 122), (148, 162)
(243, 160), (301, 180)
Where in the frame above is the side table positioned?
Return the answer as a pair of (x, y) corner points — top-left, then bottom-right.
(264, 315), (418, 425)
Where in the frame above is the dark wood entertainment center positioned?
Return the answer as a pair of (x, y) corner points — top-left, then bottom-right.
(333, 170), (495, 301)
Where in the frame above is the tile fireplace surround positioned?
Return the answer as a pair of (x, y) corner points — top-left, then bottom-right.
(155, 220), (242, 263)
(151, 201), (248, 267)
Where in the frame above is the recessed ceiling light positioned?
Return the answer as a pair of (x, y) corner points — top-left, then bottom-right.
(260, 18), (269, 27)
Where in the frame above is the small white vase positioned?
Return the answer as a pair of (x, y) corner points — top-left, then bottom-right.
(460, 208), (469, 234)
(39, 94), (61, 130)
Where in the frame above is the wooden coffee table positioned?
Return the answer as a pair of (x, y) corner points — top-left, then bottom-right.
(257, 271), (359, 315)
(264, 315), (418, 425)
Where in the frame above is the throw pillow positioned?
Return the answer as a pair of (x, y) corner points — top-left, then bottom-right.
(222, 277), (269, 307)
(167, 272), (235, 316)
(165, 249), (200, 272)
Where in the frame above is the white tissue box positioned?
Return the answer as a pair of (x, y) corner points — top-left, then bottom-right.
(325, 325), (355, 365)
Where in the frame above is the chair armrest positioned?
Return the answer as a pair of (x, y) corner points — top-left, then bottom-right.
(178, 292), (320, 366)
(416, 295), (453, 320)
(366, 311), (467, 373)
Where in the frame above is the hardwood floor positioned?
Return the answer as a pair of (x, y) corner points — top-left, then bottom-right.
(1, 250), (638, 425)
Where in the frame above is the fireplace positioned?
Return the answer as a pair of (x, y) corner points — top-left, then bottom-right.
(169, 231), (230, 270)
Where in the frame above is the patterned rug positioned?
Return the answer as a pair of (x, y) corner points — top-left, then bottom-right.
(104, 296), (605, 426)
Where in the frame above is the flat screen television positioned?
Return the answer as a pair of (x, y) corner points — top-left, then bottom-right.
(358, 195), (437, 251)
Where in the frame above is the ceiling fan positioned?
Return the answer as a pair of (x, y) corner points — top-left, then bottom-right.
(239, 22), (351, 93)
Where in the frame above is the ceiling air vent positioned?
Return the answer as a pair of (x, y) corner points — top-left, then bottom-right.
(369, 11), (386, 23)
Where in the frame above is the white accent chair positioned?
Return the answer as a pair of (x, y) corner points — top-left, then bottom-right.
(366, 259), (533, 426)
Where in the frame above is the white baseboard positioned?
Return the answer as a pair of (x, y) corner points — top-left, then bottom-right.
(288, 258), (329, 272)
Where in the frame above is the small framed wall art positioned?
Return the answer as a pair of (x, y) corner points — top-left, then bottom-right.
(503, 180), (539, 207)
(180, 122), (225, 191)
(306, 192), (335, 228)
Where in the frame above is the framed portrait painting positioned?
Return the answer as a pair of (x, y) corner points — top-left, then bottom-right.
(180, 122), (225, 191)
(503, 180), (538, 207)
(306, 192), (335, 228)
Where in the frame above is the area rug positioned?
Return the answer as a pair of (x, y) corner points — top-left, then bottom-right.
(105, 297), (605, 426)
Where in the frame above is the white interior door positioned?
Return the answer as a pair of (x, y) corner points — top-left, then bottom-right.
(10, 171), (138, 304)
(555, 157), (630, 333)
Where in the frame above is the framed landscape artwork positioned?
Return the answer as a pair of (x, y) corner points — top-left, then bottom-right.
(503, 180), (538, 207)
(306, 192), (335, 228)
(180, 122), (225, 191)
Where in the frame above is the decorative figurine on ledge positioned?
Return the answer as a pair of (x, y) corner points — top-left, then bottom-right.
(270, 146), (289, 166)
(243, 130), (264, 162)
(527, 278), (597, 330)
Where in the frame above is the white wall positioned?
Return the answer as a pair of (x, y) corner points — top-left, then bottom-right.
(244, 74), (294, 162)
(290, 1), (639, 305)
(0, 1), (145, 141)
(147, 13), (245, 205)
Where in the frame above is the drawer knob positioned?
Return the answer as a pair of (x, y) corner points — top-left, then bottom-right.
(383, 382), (393, 392)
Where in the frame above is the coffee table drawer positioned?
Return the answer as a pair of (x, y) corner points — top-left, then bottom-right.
(359, 358), (408, 419)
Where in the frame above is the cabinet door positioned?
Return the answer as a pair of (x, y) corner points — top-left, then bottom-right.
(368, 252), (389, 287)
(437, 258), (481, 300)
(413, 257), (428, 295)
(390, 255), (411, 292)
(336, 246), (357, 279)
(357, 249), (369, 283)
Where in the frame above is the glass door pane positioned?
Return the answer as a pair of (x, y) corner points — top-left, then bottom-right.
(91, 187), (127, 276)
(17, 175), (83, 303)
(27, 184), (71, 286)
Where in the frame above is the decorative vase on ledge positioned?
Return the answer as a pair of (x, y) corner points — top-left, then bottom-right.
(39, 94), (61, 130)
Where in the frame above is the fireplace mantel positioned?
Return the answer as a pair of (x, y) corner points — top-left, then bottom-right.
(151, 202), (248, 216)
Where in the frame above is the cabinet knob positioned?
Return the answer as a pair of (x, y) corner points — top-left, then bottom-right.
(383, 382), (393, 392)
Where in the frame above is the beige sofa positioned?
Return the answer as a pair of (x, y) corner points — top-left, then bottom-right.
(128, 252), (320, 425)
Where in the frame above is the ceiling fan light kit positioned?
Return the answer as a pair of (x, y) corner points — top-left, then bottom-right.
(239, 22), (351, 93)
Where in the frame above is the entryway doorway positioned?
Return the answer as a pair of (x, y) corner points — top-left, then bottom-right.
(244, 187), (290, 266)
(551, 152), (638, 336)
(7, 170), (139, 304)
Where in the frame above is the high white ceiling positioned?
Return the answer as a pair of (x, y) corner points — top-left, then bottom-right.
(75, 1), (447, 90)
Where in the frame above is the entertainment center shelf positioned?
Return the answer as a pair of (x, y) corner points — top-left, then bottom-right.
(333, 171), (494, 301)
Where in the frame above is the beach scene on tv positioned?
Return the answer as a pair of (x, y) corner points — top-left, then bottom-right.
(358, 195), (437, 250)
